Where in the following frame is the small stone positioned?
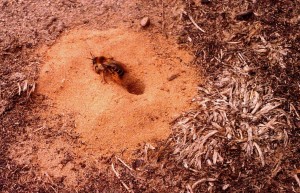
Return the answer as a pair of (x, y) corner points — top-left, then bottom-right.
(140, 17), (150, 27)
(167, 73), (180, 81)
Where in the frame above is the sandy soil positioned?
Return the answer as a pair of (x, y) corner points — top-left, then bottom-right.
(37, 28), (198, 155)
(9, 27), (199, 186)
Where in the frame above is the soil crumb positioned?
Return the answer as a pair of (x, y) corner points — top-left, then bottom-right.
(37, 28), (199, 156)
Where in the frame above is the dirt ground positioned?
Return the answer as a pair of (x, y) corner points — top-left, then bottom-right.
(1, 0), (300, 192)
(15, 27), (198, 186)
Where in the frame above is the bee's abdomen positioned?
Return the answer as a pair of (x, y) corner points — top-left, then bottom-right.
(107, 63), (125, 77)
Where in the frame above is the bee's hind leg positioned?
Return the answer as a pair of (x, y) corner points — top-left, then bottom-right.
(102, 71), (108, 83)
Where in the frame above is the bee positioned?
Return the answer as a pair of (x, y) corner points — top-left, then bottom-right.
(90, 54), (126, 83)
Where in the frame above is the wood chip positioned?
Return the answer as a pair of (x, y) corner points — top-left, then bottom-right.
(235, 10), (254, 21)
(167, 73), (180, 81)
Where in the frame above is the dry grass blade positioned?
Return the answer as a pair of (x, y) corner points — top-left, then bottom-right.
(17, 83), (21, 95)
(22, 80), (28, 92)
(254, 102), (281, 119)
(111, 163), (120, 178)
(116, 156), (134, 171)
(202, 130), (218, 143)
(186, 184), (194, 193)
(293, 174), (300, 188)
(183, 11), (205, 33)
(111, 163), (134, 193)
(253, 142), (265, 166)
(271, 159), (282, 178)
(144, 143), (155, 161)
(28, 82), (36, 97)
(290, 103), (300, 118)
(192, 178), (217, 189)
(222, 184), (230, 190)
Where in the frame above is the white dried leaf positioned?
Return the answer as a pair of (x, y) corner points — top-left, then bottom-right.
(22, 80), (28, 92)
(283, 129), (288, 147)
(213, 149), (218, 164)
(17, 83), (21, 95)
(198, 87), (210, 94)
(254, 102), (281, 118)
(254, 142), (265, 166)
(183, 160), (189, 169)
(211, 122), (222, 130)
(251, 100), (262, 114)
(207, 159), (212, 166)
(217, 152), (224, 163)
(246, 124), (253, 155)
(222, 184), (230, 190)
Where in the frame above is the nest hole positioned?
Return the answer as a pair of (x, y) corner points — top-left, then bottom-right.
(124, 79), (145, 95)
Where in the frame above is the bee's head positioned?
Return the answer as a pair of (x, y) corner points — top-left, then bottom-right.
(98, 56), (107, 63)
(92, 57), (97, 65)
(88, 54), (107, 65)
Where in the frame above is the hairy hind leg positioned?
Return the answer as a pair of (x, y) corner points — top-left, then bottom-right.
(102, 71), (107, 83)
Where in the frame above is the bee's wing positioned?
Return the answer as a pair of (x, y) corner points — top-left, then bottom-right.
(109, 60), (127, 72)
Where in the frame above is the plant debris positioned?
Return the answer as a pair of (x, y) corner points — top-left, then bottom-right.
(172, 64), (291, 170)
(113, 0), (300, 192)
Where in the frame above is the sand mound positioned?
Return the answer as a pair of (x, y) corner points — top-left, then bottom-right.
(37, 28), (199, 156)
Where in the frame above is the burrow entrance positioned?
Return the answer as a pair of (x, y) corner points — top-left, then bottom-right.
(37, 28), (200, 156)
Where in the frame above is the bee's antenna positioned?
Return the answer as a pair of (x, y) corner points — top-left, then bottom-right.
(87, 52), (94, 60)
(90, 52), (95, 58)
(83, 40), (97, 60)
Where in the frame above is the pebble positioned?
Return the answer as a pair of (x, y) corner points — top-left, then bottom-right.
(140, 17), (150, 27)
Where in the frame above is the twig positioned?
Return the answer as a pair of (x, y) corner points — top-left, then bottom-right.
(253, 142), (265, 166)
(144, 143), (155, 161)
(116, 156), (134, 171)
(271, 159), (282, 178)
(111, 163), (120, 178)
(44, 172), (58, 193)
(111, 163), (134, 193)
(33, 127), (43, 133)
(17, 83), (21, 95)
(34, 122), (47, 133)
(293, 174), (300, 188)
(183, 11), (205, 33)
(290, 103), (300, 118)
(192, 178), (216, 189)
(45, 172), (54, 184)
(50, 186), (58, 193)
(186, 184), (194, 193)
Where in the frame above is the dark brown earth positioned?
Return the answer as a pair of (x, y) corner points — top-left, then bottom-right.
(1, 0), (299, 192)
